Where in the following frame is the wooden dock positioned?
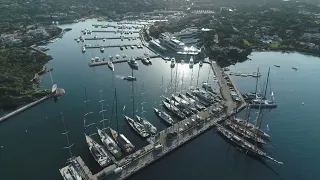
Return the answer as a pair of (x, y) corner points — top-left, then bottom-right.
(65, 61), (248, 180)
(88, 55), (160, 67)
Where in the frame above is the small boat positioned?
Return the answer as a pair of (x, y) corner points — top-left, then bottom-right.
(123, 76), (137, 81)
(76, 39), (80, 43)
(107, 61), (114, 71)
(189, 56), (194, 68)
(94, 35), (98, 39)
(82, 47), (86, 53)
(135, 115), (157, 135)
(274, 64), (280, 68)
(141, 58), (150, 65)
(120, 46), (123, 50)
(124, 115), (149, 138)
(109, 127), (134, 154)
(125, 46), (128, 49)
(130, 46), (134, 49)
(100, 47), (104, 53)
(181, 60), (185, 65)
(199, 61), (203, 67)
(94, 57), (100, 62)
(122, 54), (127, 58)
(85, 134), (111, 167)
(115, 54), (120, 59)
(153, 108), (174, 126)
(97, 128), (122, 158)
(164, 57), (170, 61)
(128, 58), (139, 69)
(103, 39), (106, 42)
(202, 82), (214, 93)
(170, 58), (176, 68)
(292, 66), (298, 70)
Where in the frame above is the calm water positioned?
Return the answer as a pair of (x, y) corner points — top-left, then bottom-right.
(0, 20), (319, 180)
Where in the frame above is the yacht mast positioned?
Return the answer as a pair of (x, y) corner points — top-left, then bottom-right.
(99, 88), (108, 132)
(115, 88), (119, 133)
(207, 64), (211, 83)
(254, 67), (259, 95)
(263, 67), (271, 99)
(174, 62), (178, 94)
(61, 112), (74, 163)
(196, 64), (200, 87)
(131, 69), (135, 119)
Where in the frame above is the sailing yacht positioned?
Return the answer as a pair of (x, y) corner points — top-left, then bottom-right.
(189, 56), (194, 68)
(225, 121), (266, 144)
(162, 101), (186, 119)
(85, 134), (111, 167)
(232, 117), (271, 139)
(250, 68), (277, 109)
(135, 115), (157, 135)
(153, 108), (174, 126)
(97, 128), (122, 158)
(110, 127), (134, 154)
(179, 93), (206, 110)
(124, 115), (149, 138)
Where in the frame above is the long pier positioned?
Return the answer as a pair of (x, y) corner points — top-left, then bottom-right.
(0, 95), (50, 123)
(84, 36), (140, 40)
(88, 55), (160, 67)
(85, 44), (142, 49)
(91, 30), (140, 33)
(66, 60), (248, 180)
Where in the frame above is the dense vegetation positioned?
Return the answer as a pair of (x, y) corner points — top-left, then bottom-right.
(0, 47), (51, 110)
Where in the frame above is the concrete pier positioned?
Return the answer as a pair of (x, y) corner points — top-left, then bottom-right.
(85, 44), (142, 49)
(91, 30), (140, 34)
(0, 95), (50, 123)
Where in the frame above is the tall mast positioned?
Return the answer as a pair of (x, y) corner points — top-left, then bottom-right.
(115, 88), (119, 133)
(99, 88), (107, 132)
(61, 112), (74, 163)
(207, 65), (211, 83)
(131, 69), (135, 119)
(84, 86), (94, 130)
(49, 70), (54, 86)
(174, 63), (178, 94)
(196, 64), (200, 87)
(254, 67), (260, 95)
(263, 67), (270, 99)
(160, 76), (164, 111)
(181, 72), (184, 92)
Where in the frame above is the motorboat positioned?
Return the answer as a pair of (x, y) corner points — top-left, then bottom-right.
(107, 61), (114, 71)
(202, 82), (214, 93)
(141, 58), (150, 65)
(94, 57), (100, 62)
(82, 47), (86, 53)
(128, 58), (139, 69)
(123, 76), (137, 81)
(100, 47), (104, 53)
(97, 128), (122, 158)
(170, 58), (176, 68)
(135, 115), (157, 135)
(189, 56), (194, 68)
(153, 108), (174, 126)
(199, 61), (203, 67)
(116, 54), (121, 59)
(124, 115), (149, 138)
(85, 134), (111, 167)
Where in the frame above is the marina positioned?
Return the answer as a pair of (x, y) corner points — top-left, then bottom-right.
(83, 36), (140, 40)
(88, 55), (160, 67)
(84, 44), (143, 49)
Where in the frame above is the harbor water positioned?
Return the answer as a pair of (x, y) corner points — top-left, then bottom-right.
(0, 20), (319, 180)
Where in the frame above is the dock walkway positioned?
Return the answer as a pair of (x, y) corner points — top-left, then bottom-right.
(84, 36), (139, 40)
(0, 95), (50, 123)
(88, 55), (160, 67)
(91, 30), (140, 33)
(85, 44), (142, 49)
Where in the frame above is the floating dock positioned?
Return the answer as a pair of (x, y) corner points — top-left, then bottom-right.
(84, 36), (140, 40)
(85, 44), (142, 49)
(88, 55), (160, 67)
(63, 61), (248, 180)
(91, 30), (140, 33)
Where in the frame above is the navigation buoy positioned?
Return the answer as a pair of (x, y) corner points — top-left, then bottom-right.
(302, 102), (305, 105)
(26, 130), (28, 132)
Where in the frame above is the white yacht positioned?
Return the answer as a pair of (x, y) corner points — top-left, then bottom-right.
(189, 56), (194, 68)
(94, 57), (100, 62)
(135, 115), (157, 135)
(82, 47), (86, 53)
(85, 134), (111, 167)
(170, 58), (176, 68)
(100, 47), (105, 53)
(107, 61), (114, 71)
(97, 128), (122, 158)
(109, 127), (134, 154)
(128, 58), (139, 69)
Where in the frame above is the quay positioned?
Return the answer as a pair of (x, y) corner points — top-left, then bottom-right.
(91, 30), (140, 33)
(88, 55), (160, 67)
(85, 44), (142, 49)
(84, 36), (140, 40)
(68, 61), (247, 180)
(0, 95), (50, 123)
